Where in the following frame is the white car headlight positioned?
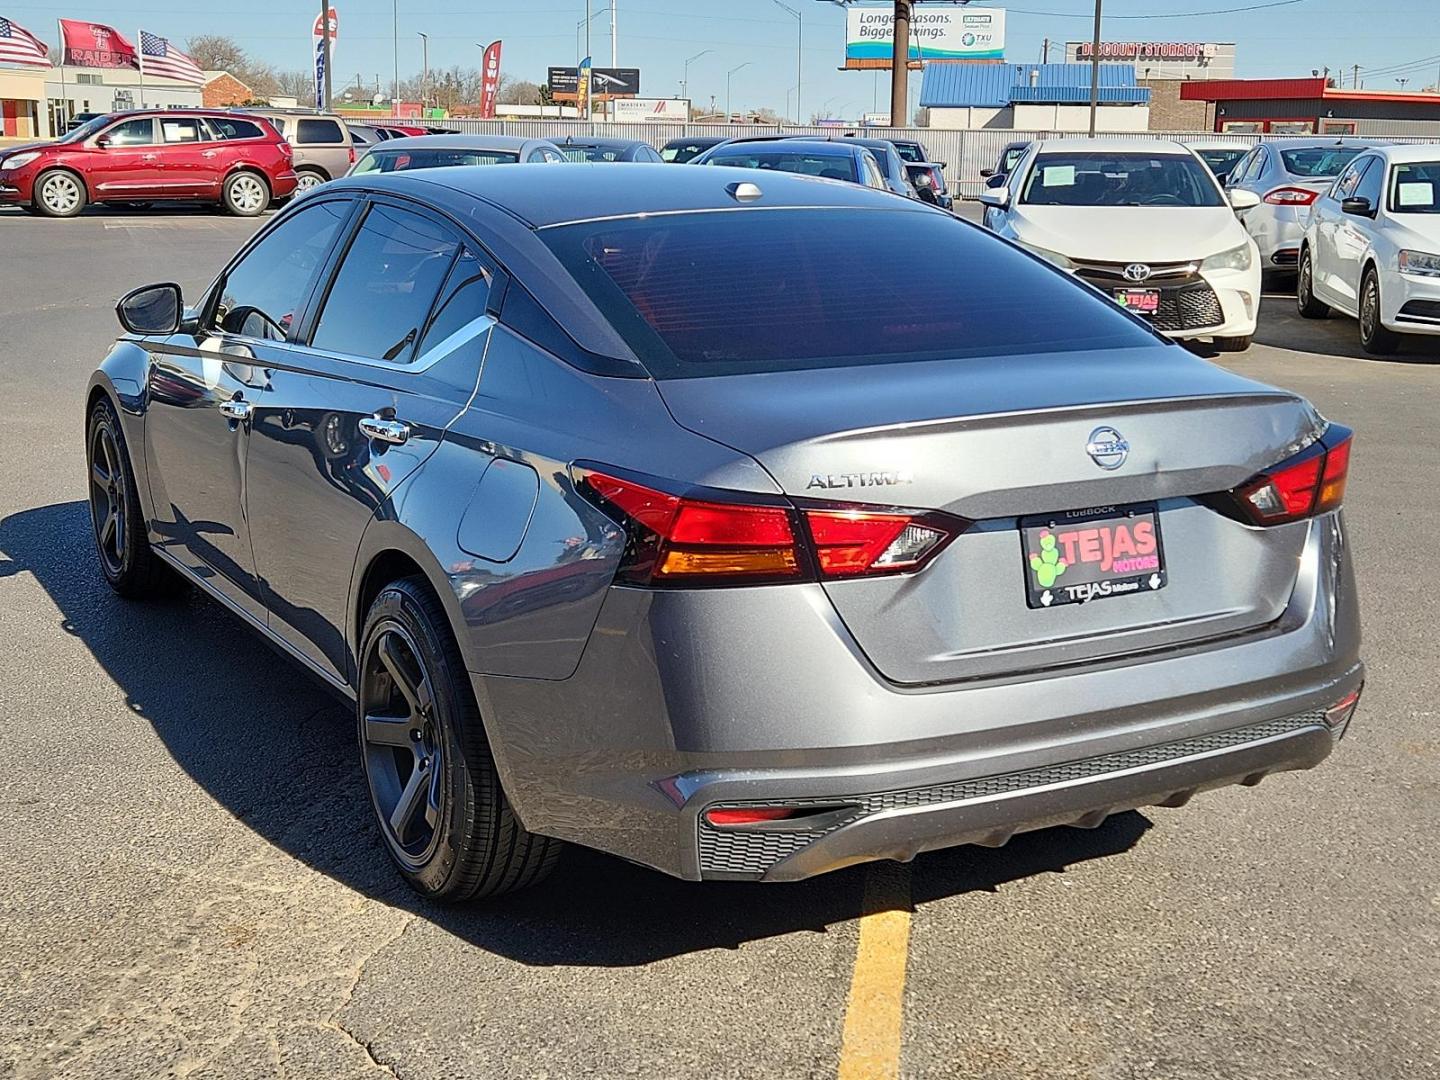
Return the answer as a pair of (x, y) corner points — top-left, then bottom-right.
(1200, 242), (1253, 273)
(0, 152), (40, 170)
(1398, 249), (1440, 277)
(1020, 243), (1075, 271)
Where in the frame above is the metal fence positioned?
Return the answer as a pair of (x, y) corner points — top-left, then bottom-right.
(386, 118), (1440, 199)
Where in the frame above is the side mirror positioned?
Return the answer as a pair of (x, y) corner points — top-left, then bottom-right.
(1228, 188), (1261, 211)
(936, 161), (948, 170)
(978, 187), (1010, 209)
(116, 282), (183, 335)
(985, 173), (1007, 189)
(1341, 195), (1374, 217)
(979, 167), (995, 178)
(95, 134), (111, 149)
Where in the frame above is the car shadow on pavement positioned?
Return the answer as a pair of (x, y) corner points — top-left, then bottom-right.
(1254, 296), (1440, 363)
(1, 500), (1152, 967)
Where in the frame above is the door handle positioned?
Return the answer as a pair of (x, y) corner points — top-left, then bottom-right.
(219, 399), (252, 422)
(202, 150), (218, 159)
(142, 153), (158, 161)
(359, 415), (412, 445)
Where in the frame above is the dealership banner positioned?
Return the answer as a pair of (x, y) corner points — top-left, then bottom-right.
(59, 19), (137, 69)
(312, 6), (337, 109)
(612, 97), (688, 123)
(479, 40), (502, 119)
(548, 64), (640, 99)
(575, 57), (592, 115)
(844, 6), (1004, 67)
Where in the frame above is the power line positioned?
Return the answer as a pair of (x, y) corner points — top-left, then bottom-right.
(1004, 0), (1305, 17)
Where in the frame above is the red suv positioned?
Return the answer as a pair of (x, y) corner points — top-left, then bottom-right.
(0, 110), (298, 218)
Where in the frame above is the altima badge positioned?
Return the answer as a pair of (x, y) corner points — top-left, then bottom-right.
(1086, 427), (1130, 471)
(807, 470), (914, 490)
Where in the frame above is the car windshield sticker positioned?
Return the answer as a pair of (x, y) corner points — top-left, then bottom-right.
(1042, 165), (1075, 186)
(1397, 181), (1434, 206)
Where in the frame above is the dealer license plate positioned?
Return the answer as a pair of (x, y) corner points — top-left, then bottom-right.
(1115, 289), (1161, 315)
(1021, 504), (1167, 609)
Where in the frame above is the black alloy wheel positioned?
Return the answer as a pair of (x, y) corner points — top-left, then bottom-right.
(86, 398), (178, 598)
(357, 578), (561, 900)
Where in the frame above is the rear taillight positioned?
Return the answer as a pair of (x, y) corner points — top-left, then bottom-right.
(578, 469), (961, 586)
(1263, 186), (1318, 206)
(348, 144), (356, 165)
(1229, 425), (1352, 525)
(280, 141), (293, 160)
(704, 807), (797, 826)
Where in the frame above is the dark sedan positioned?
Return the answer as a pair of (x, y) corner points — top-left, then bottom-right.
(692, 139), (890, 189)
(659, 134), (730, 162)
(349, 134), (565, 175)
(87, 164), (1362, 901)
(559, 136), (664, 163)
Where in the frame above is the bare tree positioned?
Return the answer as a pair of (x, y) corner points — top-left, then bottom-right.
(185, 34), (247, 74)
(497, 78), (542, 106)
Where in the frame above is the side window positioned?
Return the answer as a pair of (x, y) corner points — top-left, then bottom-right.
(160, 116), (205, 144)
(310, 204), (462, 364)
(1352, 157), (1384, 207)
(537, 147), (564, 163)
(1242, 147), (1266, 184)
(1334, 157), (1370, 200)
(417, 251), (494, 357)
(206, 117), (264, 141)
(268, 116), (288, 136)
(862, 154), (885, 189)
(212, 200), (351, 340)
(104, 118), (155, 147)
(296, 118), (344, 145)
(1227, 149), (1254, 185)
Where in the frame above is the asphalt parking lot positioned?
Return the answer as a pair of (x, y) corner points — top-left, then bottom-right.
(1, 202), (1437, 1080)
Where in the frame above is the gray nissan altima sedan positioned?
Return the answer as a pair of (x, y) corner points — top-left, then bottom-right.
(86, 163), (1364, 900)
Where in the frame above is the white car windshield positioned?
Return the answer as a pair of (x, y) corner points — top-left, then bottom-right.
(1390, 162), (1440, 214)
(1020, 153), (1225, 208)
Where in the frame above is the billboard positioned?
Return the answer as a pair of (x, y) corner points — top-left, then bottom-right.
(548, 65), (641, 99)
(845, 6), (1004, 68)
(612, 97), (689, 123)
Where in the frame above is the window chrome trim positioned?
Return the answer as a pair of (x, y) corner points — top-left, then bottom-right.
(278, 313), (497, 375)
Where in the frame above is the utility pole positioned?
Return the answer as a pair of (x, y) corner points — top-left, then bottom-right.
(1352, 63), (1361, 89)
(418, 32), (428, 111)
(1087, 0), (1103, 137)
(392, 0), (399, 109)
(319, 0), (332, 111)
(585, 0), (592, 120)
(610, 0), (617, 67)
(889, 0), (911, 128)
(1042, 37), (1050, 64)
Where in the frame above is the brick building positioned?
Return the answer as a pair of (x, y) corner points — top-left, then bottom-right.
(202, 71), (253, 109)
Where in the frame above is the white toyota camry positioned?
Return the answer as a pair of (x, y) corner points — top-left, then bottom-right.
(981, 138), (1262, 351)
(1298, 143), (1440, 355)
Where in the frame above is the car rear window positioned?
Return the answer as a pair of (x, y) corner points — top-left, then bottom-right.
(541, 208), (1159, 378)
(352, 148), (521, 173)
(706, 149), (858, 183)
(661, 142), (712, 162)
(564, 146), (622, 162)
(296, 118), (345, 145)
(891, 142), (925, 163)
(1196, 148), (1247, 175)
(1280, 147), (1364, 177)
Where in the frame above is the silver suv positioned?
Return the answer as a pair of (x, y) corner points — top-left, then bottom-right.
(242, 109), (355, 194)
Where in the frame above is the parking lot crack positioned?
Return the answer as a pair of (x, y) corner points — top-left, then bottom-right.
(325, 913), (416, 1078)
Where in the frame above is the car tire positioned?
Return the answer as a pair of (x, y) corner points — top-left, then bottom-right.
(1212, 335), (1253, 353)
(87, 397), (182, 599)
(33, 169), (87, 218)
(357, 577), (562, 902)
(222, 171), (270, 217)
(1296, 250), (1330, 319)
(1358, 268), (1401, 355)
(293, 168), (327, 195)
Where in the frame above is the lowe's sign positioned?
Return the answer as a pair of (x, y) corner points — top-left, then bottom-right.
(845, 6), (1005, 66)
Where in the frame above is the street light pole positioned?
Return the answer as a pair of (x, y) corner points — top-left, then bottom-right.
(682, 49), (711, 108)
(770, 0), (802, 125)
(392, 0), (399, 111)
(417, 32), (428, 112)
(726, 62), (750, 124)
(319, 0), (332, 111)
(1087, 0), (1103, 137)
(889, 0), (910, 128)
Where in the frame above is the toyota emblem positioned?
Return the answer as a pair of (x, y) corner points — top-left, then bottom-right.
(1086, 426), (1130, 471)
(1123, 263), (1153, 283)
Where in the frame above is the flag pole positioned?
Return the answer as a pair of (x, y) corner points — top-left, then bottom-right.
(137, 28), (145, 107)
(57, 20), (68, 130)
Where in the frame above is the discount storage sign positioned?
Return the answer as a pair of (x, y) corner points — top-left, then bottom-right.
(845, 6), (1005, 67)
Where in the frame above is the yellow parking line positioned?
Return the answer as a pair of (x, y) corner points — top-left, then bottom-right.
(837, 863), (913, 1080)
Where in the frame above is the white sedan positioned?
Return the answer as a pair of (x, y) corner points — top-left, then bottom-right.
(981, 138), (1262, 351)
(1298, 143), (1440, 355)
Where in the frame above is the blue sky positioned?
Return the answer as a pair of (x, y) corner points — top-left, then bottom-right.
(6, 0), (1438, 116)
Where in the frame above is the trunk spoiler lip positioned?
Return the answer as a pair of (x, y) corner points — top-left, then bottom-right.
(807, 390), (1319, 444)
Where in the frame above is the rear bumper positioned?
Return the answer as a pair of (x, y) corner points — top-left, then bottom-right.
(271, 170), (300, 198)
(473, 510), (1362, 881)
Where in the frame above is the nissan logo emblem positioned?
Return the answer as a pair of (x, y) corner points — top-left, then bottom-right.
(1086, 426), (1130, 471)
(1123, 263), (1153, 283)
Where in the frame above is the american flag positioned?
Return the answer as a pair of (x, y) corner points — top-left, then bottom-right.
(139, 30), (203, 86)
(0, 17), (51, 68)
